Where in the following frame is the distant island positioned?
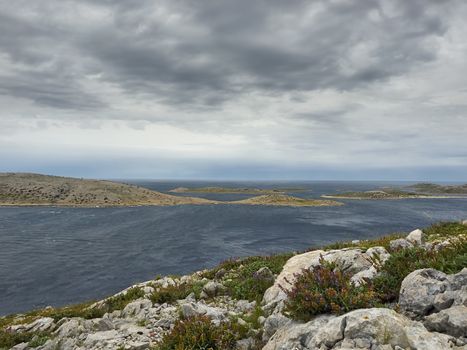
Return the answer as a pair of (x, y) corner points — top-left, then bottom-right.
(0, 173), (341, 207)
(169, 186), (307, 194)
(322, 184), (467, 200)
(0, 173), (215, 207)
(407, 182), (467, 194)
(232, 193), (342, 207)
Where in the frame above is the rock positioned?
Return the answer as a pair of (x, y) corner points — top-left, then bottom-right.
(262, 249), (325, 308)
(351, 239), (360, 244)
(424, 305), (467, 338)
(236, 299), (256, 313)
(83, 329), (122, 348)
(262, 315), (333, 350)
(263, 248), (385, 310)
(365, 246), (391, 264)
(236, 337), (255, 350)
(179, 302), (226, 321)
(389, 238), (414, 250)
(406, 229), (425, 245)
(325, 248), (373, 275)
(399, 268), (466, 318)
(309, 308), (455, 350)
(202, 281), (226, 297)
(254, 267), (275, 283)
(350, 266), (377, 287)
(122, 298), (152, 318)
(262, 313), (293, 342)
(215, 268), (227, 279)
(7, 317), (55, 333)
(462, 220), (467, 226)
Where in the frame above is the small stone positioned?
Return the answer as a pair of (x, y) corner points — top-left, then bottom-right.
(351, 240), (360, 244)
(202, 281), (225, 297)
(406, 229), (425, 246)
(254, 267), (275, 282)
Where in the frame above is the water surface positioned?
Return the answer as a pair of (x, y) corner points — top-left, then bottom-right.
(1, 181), (466, 315)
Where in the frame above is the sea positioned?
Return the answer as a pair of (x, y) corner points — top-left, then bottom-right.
(1, 180), (467, 315)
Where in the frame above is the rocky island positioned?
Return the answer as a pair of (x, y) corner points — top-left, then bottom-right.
(233, 193), (342, 207)
(407, 183), (467, 195)
(0, 173), (340, 208)
(1, 221), (466, 349)
(321, 186), (467, 200)
(0, 173), (215, 207)
(169, 187), (306, 194)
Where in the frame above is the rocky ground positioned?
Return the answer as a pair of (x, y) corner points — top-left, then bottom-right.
(1, 221), (466, 350)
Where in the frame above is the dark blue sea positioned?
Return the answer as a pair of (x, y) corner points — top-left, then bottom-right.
(1, 181), (467, 315)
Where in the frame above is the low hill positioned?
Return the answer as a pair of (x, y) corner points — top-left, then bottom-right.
(233, 193), (343, 206)
(0, 173), (214, 207)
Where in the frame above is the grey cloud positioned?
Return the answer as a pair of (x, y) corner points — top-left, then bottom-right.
(0, 0), (460, 111)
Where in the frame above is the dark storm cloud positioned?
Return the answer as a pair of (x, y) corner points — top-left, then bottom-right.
(0, 0), (457, 110)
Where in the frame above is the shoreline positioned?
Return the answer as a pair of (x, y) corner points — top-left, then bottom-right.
(321, 194), (467, 200)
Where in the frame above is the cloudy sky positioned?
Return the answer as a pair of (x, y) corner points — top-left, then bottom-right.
(1, 0), (466, 180)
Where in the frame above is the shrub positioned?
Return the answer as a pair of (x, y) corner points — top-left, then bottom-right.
(154, 316), (237, 350)
(204, 253), (292, 301)
(373, 237), (467, 302)
(282, 259), (378, 321)
(150, 282), (204, 304)
(0, 330), (50, 349)
(105, 287), (145, 312)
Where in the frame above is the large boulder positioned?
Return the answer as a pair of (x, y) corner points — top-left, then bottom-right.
(262, 315), (332, 350)
(6, 317), (55, 333)
(263, 308), (457, 350)
(263, 247), (389, 310)
(263, 250), (325, 309)
(424, 305), (467, 338)
(399, 268), (467, 319)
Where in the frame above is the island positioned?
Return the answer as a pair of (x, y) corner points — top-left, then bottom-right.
(407, 183), (467, 194)
(169, 186), (307, 194)
(232, 193), (343, 206)
(0, 173), (341, 207)
(0, 173), (215, 207)
(321, 189), (431, 200)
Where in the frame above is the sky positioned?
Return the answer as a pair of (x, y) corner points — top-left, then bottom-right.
(1, 0), (466, 181)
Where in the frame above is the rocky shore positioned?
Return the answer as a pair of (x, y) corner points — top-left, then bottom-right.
(1, 221), (466, 350)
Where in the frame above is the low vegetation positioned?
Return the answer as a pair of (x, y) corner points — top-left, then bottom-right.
(203, 253), (293, 301)
(150, 282), (205, 304)
(154, 316), (238, 350)
(282, 259), (378, 321)
(373, 237), (467, 302)
(282, 222), (466, 321)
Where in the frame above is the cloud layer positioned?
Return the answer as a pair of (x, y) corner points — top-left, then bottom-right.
(1, 0), (466, 179)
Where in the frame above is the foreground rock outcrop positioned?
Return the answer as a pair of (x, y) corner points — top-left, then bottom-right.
(2, 222), (466, 350)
